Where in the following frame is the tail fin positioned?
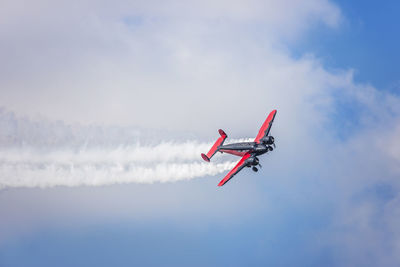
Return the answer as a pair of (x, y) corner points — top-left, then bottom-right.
(201, 129), (227, 162)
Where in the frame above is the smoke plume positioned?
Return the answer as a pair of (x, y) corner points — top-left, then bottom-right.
(0, 109), (249, 188)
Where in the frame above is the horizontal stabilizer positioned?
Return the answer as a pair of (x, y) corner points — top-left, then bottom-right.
(201, 129), (227, 162)
(201, 153), (210, 162)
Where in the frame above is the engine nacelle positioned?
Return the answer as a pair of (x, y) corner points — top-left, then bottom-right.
(261, 136), (274, 145)
(245, 156), (259, 166)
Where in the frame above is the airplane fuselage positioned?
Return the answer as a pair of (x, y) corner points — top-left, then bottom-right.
(219, 141), (273, 157)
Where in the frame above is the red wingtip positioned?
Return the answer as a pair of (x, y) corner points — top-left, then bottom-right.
(218, 129), (227, 138)
(201, 153), (210, 162)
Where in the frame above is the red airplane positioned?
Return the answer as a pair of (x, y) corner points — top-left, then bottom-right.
(201, 109), (277, 186)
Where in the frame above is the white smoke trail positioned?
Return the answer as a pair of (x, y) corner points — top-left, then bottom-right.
(0, 109), (254, 188)
(0, 142), (247, 189)
(0, 159), (237, 188)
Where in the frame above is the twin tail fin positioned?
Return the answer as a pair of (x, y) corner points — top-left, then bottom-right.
(201, 129), (227, 162)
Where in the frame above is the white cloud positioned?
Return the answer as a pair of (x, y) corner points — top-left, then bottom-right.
(0, 0), (400, 265)
(0, 0), (342, 134)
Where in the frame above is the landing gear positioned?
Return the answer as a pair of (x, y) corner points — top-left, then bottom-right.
(252, 166), (258, 172)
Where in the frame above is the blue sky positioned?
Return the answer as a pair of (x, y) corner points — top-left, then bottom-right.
(294, 0), (400, 91)
(1, 1), (400, 267)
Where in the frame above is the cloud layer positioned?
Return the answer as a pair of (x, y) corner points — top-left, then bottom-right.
(1, 0), (400, 266)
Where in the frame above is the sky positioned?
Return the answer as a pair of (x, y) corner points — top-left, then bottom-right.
(0, 0), (400, 266)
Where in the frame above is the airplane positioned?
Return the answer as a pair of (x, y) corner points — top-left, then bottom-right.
(201, 109), (277, 186)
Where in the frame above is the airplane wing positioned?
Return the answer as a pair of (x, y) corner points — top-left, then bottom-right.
(218, 153), (251, 186)
(254, 109), (277, 143)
